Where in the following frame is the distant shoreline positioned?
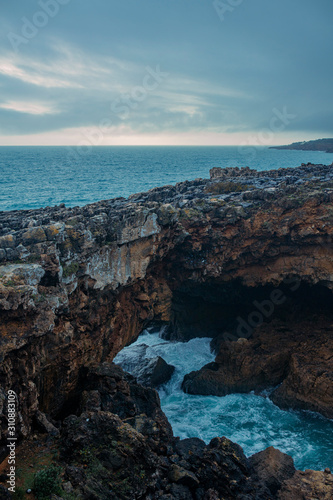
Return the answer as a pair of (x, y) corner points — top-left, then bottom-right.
(270, 138), (333, 154)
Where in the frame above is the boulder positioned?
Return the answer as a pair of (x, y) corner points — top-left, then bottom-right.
(136, 356), (175, 388)
(168, 464), (200, 488)
(249, 446), (296, 494)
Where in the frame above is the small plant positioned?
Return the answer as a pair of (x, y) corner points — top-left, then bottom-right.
(139, 470), (146, 480)
(79, 447), (93, 465)
(3, 279), (16, 287)
(33, 465), (62, 499)
(62, 262), (79, 278)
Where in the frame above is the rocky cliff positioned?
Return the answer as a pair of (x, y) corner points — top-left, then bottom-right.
(1, 162), (333, 498)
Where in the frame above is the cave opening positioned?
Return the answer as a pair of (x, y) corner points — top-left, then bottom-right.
(165, 279), (333, 344)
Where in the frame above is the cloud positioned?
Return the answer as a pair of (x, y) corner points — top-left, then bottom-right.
(0, 0), (332, 144)
(0, 100), (56, 115)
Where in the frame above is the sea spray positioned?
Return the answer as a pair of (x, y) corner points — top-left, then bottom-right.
(114, 329), (333, 471)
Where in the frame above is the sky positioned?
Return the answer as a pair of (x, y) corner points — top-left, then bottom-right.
(0, 0), (332, 146)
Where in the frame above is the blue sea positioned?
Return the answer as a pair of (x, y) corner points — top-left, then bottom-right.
(115, 331), (333, 472)
(0, 146), (332, 212)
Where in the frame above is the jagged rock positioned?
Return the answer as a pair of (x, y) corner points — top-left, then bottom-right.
(35, 410), (60, 437)
(1, 163), (333, 436)
(278, 469), (333, 499)
(58, 364), (272, 499)
(135, 356), (175, 388)
(1, 163), (333, 496)
(169, 464), (199, 487)
(249, 447), (296, 495)
(182, 318), (333, 419)
(270, 343), (333, 419)
(80, 362), (173, 443)
(175, 437), (206, 460)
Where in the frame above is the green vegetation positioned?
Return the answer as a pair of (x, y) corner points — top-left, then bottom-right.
(205, 181), (253, 194)
(33, 465), (62, 500)
(62, 261), (79, 277)
(2, 279), (16, 287)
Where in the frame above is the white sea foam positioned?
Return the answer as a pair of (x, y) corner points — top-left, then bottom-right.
(114, 330), (333, 471)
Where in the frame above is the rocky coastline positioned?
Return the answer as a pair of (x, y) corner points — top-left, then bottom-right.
(1, 161), (333, 498)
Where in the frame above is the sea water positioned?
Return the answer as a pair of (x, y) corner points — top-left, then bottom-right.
(1, 146), (332, 211)
(114, 330), (333, 472)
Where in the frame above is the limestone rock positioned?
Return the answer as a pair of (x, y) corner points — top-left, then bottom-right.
(1, 162), (333, 487)
(278, 469), (333, 499)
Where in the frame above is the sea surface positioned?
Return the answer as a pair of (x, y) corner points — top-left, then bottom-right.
(0, 146), (332, 212)
(114, 330), (333, 472)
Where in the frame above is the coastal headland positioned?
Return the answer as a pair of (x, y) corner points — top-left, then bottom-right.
(1, 162), (333, 498)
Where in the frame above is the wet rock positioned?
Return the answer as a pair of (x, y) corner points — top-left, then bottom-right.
(182, 318), (333, 419)
(135, 356), (175, 388)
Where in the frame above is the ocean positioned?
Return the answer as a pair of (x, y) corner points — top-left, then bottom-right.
(115, 330), (333, 472)
(0, 146), (332, 212)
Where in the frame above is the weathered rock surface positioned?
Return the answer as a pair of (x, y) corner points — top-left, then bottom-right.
(278, 469), (333, 499)
(1, 362), (332, 499)
(249, 447), (296, 495)
(1, 162), (333, 496)
(59, 363), (264, 499)
(182, 317), (333, 419)
(134, 355), (175, 388)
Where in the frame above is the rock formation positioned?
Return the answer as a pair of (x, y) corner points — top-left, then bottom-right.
(1, 162), (333, 498)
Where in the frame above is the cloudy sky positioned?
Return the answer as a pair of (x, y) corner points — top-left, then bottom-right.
(0, 0), (332, 145)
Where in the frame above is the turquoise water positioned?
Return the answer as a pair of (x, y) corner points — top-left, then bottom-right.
(0, 146), (332, 211)
(114, 331), (333, 472)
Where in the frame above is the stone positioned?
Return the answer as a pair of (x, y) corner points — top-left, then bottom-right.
(182, 318), (333, 419)
(135, 356), (175, 388)
(35, 411), (60, 437)
(22, 226), (47, 245)
(249, 446), (296, 494)
(278, 469), (333, 499)
(0, 162), (333, 497)
(175, 437), (206, 460)
(0, 235), (15, 249)
(169, 464), (200, 487)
